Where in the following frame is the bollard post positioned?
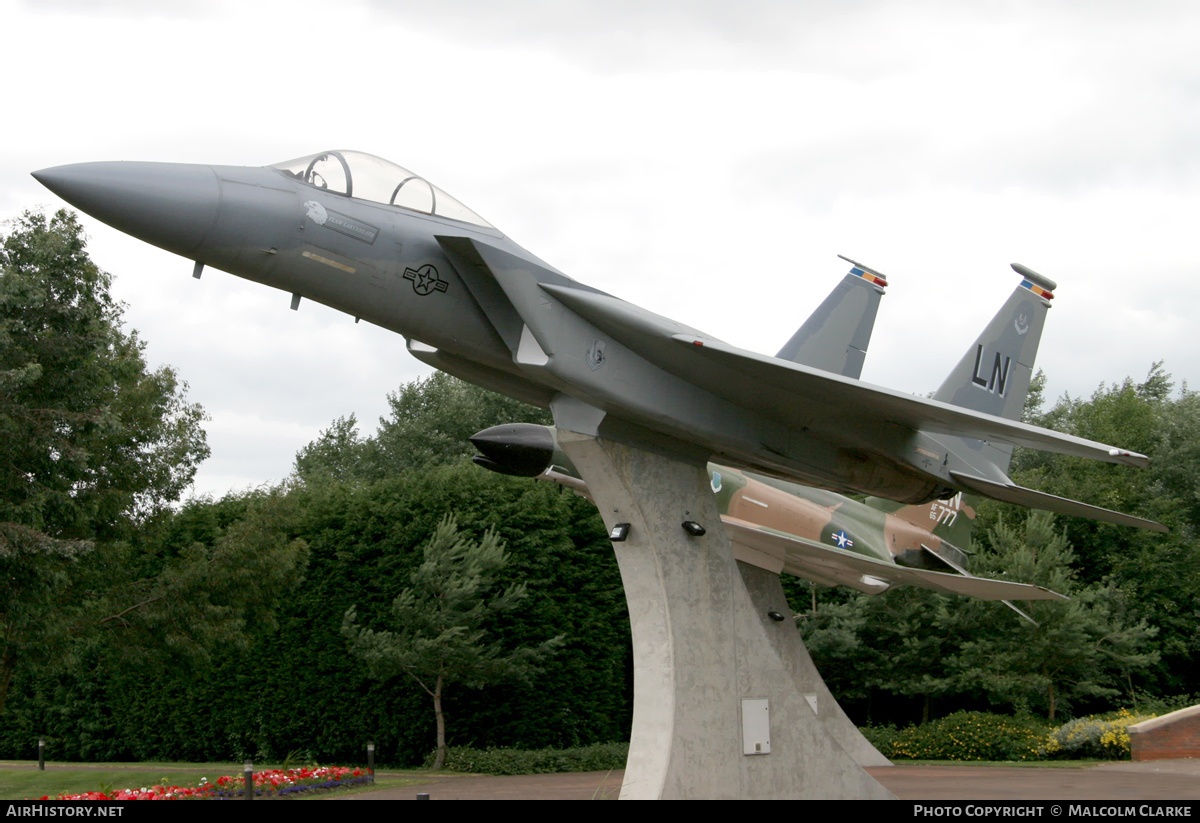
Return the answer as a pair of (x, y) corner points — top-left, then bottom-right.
(367, 741), (375, 783)
(244, 759), (253, 800)
(37, 739), (44, 771)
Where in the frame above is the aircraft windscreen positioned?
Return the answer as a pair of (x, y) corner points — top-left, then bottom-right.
(271, 150), (493, 228)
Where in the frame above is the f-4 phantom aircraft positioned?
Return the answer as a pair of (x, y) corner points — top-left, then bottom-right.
(32, 150), (1163, 533)
(472, 419), (1061, 604)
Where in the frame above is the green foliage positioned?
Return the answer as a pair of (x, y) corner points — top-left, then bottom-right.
(1011, 364), (1200, 695)
(373, 373), (550, 474)
(0, 209), (209, 538)
(0, 210), (210, 716)
(800, 508), (1161, 724)
(209, 460), (624, 767)
(343, 509), (569, 768)
(858, 723), (901, 757)
(294, 372), (550, 483)
(885, 711), (1052, 761)
(1042, 709), (1153, 760)
(1127, 691), (1198, 716)
(343, 513), (566, 694)
(0, 488), (311, 763)
(864, 709), (1153, 762)
(433, 742), (628, 775)
(82, 489), (310, 665)
(800, 584), (961, 721)
(950, 511), (1159, 720)
(292, 415), (370, 485)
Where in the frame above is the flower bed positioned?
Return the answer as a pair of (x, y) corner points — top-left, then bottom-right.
(45, 765), (372, 801)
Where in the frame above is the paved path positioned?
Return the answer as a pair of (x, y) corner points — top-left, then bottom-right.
(344, 760), (1200, 800)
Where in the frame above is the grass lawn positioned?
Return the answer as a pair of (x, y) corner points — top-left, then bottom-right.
(0, 761), (425, 800)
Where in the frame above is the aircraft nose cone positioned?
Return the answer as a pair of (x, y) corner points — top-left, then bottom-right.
(32, 161), (220, 258)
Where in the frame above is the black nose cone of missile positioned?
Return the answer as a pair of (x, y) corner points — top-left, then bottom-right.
(470, 424), (555, 477)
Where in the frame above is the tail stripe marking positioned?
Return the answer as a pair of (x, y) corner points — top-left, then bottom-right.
(1020, 279), (1054, 300)
(849, 266), (887, 287)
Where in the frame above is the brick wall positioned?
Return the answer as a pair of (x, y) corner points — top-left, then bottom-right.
(1129, 705), (1200, 761)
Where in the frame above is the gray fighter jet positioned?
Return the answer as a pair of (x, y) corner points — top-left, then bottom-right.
(32, 149), (1162, 531)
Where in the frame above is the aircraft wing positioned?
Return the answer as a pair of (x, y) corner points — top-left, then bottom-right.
(534, 271), (1147, 468)
(440, 235), (1149, 473)
(722, 516), (1068, 602)
(664, 335), (1149, 468)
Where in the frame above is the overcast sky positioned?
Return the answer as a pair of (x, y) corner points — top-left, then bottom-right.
(4, 0), (1197, 498)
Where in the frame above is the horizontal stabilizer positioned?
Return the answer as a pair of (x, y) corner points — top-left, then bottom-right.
(949, 472), (1168, 533)
(722, 516), (1068, 601)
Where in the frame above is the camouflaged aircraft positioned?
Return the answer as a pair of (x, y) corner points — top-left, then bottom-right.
(473, 422), (1033, 601)
(32, 149), (1163, 537)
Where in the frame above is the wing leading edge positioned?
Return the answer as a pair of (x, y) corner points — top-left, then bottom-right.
(950, 472), (1167, 533)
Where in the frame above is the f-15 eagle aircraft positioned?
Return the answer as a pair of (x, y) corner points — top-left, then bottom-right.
(32, 150), (1162, 533)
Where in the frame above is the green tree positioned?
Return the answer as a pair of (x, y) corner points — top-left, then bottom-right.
(0, 210), (209, 714)
(798, 507), (1162, 724)
(294, 372), (551, 483)
(342, 514), (565, 769)
(798, 583), (964, 724)
(293, 414), (372, 484)
(950, 511), (1158, 720)
(81, 489), (309, 667)
(1012, 364), (1200, 693)
(373, 372), (550, 474)
(0, 210), (209, 539)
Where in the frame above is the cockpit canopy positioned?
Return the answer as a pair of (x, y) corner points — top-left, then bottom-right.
(271, 150), (493, 228)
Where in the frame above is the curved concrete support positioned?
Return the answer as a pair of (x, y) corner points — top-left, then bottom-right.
(736, 563), (892, 768)
(557, 431), (893, 800)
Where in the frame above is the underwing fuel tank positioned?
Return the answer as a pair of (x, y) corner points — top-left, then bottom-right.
(471, 424), (561, 477)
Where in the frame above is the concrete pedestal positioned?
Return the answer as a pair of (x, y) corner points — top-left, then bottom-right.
(736, 562), (892, 769)
(558, 432), (894, 800)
